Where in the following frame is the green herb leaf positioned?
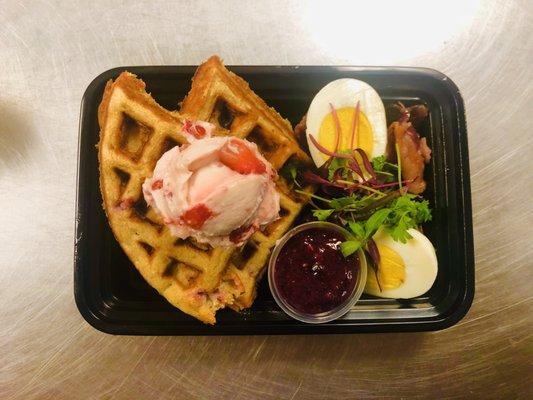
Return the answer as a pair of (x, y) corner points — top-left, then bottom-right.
(348, 221), (365, 239)
(415, 199), (432, 222)
(327, 156), (348, 181)
(328, 196), (355, 210)
(364, 208), (392, 238)
(371, 155), (387, 172)
(330, 195), (374, 211)
(340, 240), (362, 257)
(383, 195), (432, 243)
(289, 165), (297, 181)
(280, 160), (300, 187)
(371, 156), (397, 183)
(312, 209), (334, 221)
(388, 212), (413, 243)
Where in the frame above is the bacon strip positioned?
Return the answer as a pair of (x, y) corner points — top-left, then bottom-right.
(386, 121), (431, 194)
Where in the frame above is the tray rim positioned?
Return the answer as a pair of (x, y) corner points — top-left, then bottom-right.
(74, 64), (474, 335)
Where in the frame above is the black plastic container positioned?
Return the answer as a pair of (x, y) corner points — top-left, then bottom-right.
(75, 65), (474, 335)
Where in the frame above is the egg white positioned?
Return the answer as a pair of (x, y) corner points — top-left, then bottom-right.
(365, 228), (438, 299)
(306, 78), (387, 167)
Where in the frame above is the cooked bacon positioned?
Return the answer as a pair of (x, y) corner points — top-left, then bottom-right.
(395, 103), (429, 127)
(386, 103), (431, 194)
(293, 115), (307, 139)
(419, 137), (432, 163)
(387, 121), (430, 194)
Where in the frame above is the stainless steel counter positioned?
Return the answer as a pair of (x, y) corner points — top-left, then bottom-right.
(1, 0), (531, 398)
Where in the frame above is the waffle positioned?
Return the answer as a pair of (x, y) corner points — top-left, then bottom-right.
(98, 72), (246, 324)
(98, 59), (313, 324)
(180, 56), (313, 310)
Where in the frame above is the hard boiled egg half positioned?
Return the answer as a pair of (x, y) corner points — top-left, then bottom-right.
(365, 228), (438, 299)
(306, 79), (387, 167)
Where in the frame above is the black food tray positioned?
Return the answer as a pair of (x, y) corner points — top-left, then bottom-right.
(75, 65), (474, 335)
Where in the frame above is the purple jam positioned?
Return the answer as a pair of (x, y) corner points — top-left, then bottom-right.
(274, 227), (359, 315)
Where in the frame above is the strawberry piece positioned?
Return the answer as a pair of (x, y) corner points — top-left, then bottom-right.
(118, 197), (134, 210)
(151, 179), (163, 190)
(180, 204), (213, 230)
(229, 224), (251, 243)
(194, 125), (206, 138)
(182, 119), (192, 133)
(183, 120), (207, 139)
(219, 138), (266, 175)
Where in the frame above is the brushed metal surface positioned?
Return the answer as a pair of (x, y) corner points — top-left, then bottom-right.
(1, 0), (531, 399)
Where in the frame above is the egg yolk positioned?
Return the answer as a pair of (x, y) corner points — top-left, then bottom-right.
(366, 244), (406, 291)
(318, 107), (374, 160)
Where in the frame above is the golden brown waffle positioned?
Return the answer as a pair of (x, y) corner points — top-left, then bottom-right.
(98, 58), (313, 324)
(180, 56), (314, 310)
(98, 72), (246, 324)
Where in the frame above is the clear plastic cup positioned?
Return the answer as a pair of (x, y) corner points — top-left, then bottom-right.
(268, 221), (367, 324)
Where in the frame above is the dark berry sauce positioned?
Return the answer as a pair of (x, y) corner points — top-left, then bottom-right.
(274, 227), (359, 314)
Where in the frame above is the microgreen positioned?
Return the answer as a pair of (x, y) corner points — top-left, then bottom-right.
(312, 209), (334, 221)
(350, 101), (360, 150)
(371, 155), (386, 172)
(280, 159), (302, 187)
(395, 142), (402, 190)
(329, 103), (342, 154)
